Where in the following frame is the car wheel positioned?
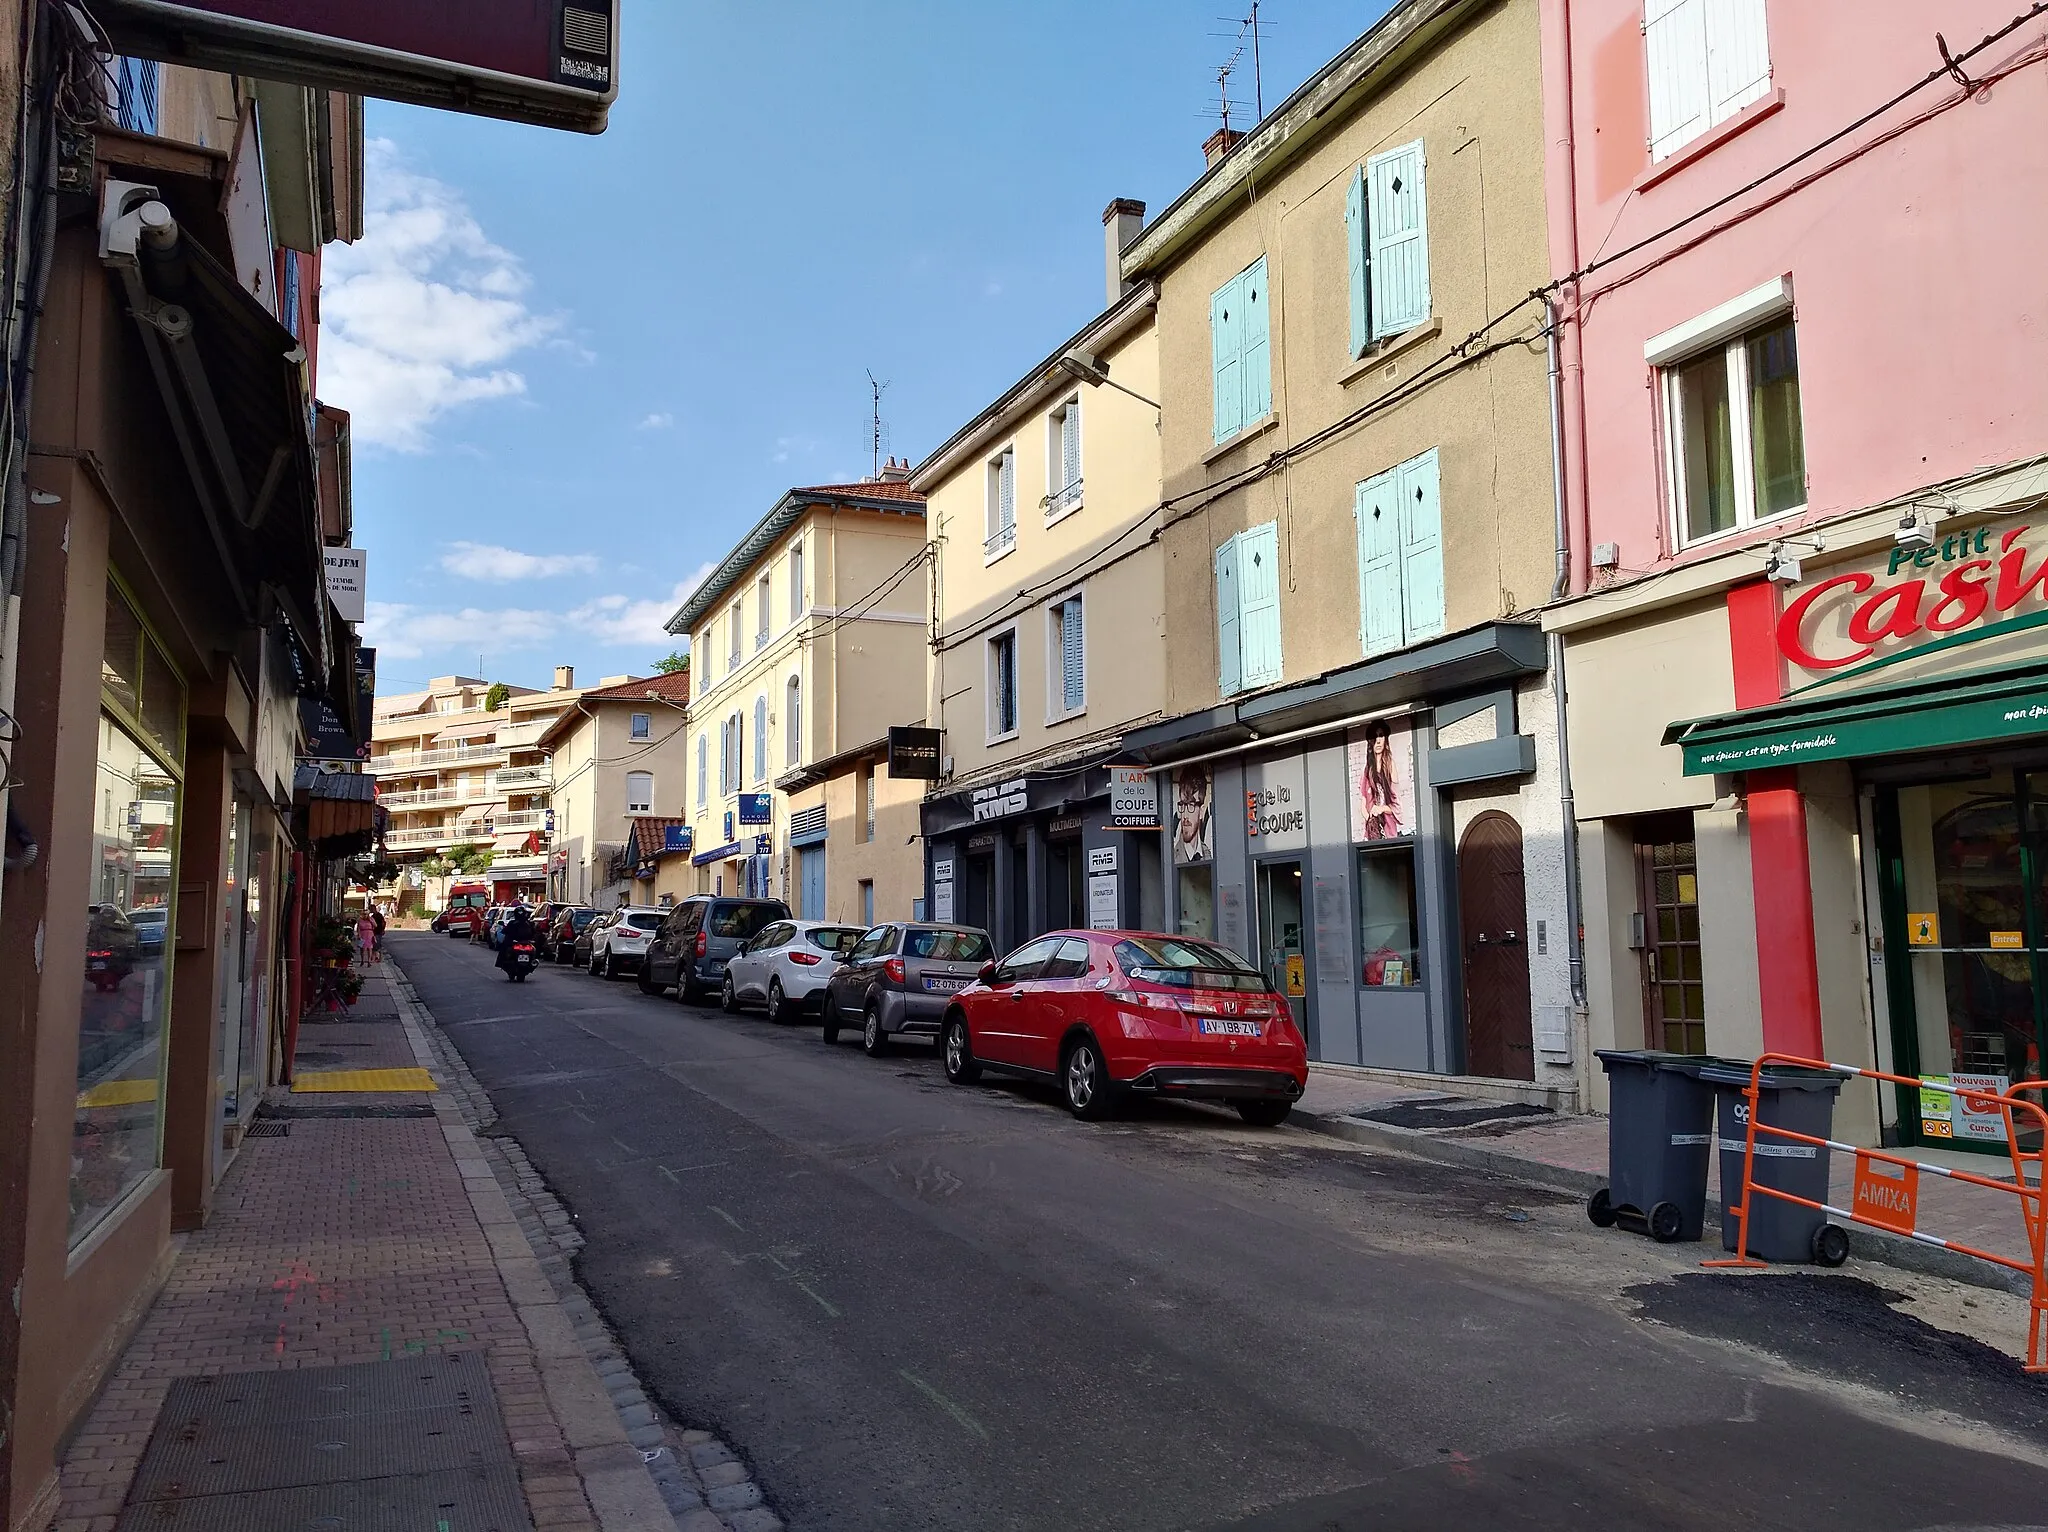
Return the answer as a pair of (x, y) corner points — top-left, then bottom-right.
(603, 951), (618, 981)
(637, 963), (657, 995)
(768, 978), (792, 1024)
(587, 951), (600, 975)
(942, 1014), (981, 1085)
(822, 1007), (840, 1045)
(861, 1003), (890, 1057)
(1235, 1099), (1291, 1128)
(722, 974), (740, 1014)
(1062, 1036), (1112, 1121)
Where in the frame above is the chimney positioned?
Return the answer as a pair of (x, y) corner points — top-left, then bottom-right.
(553, 665), (574, 691)
(1202, 128), (1245, 169)
(1102, 198), (1145, 305)
(878, 455), (913, 483)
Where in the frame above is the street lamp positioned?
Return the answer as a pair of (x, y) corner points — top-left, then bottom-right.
(1056, 349), (1161, 411)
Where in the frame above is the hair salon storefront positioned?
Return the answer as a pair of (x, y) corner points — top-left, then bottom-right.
(1554, 463), (2048, 1152)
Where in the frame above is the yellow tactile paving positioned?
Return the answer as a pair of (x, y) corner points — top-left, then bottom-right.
(290, 1067), (437, 1094)
(77, 1079), (159, 1108)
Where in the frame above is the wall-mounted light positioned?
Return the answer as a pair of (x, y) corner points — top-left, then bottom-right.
(1055, 349), (1161, 411)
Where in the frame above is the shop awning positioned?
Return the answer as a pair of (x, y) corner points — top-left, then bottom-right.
(1664, 655), (2048, 776)
(295, 765), (376, 850)
(434, 717), (502, 742)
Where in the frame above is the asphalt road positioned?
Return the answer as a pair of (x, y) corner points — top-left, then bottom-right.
(393, 932), (2048, 1531)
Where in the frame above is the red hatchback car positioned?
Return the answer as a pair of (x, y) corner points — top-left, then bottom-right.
(941, 929), (1308, 1125)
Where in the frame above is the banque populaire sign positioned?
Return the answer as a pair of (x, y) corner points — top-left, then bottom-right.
(1776, 523), (2048, 679)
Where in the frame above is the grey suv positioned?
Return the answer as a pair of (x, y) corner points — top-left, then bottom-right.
(821, 922), (994, 1054)
(641, 895), (790, 1003)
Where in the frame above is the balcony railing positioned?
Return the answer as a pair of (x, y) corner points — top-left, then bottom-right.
(496, 809), (546, 832)
(386, 826), (455, 848)
(984, 522), (1016, 560)
(378, 786), (463, 810)
(1047, 477), (1083, 517)
(369, 741), (508, 774)
(493, 764), (551, 790)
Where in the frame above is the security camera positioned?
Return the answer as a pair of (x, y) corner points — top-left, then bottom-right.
(1894, 511), (1936, 550)
(1764, 548), (1802, 585)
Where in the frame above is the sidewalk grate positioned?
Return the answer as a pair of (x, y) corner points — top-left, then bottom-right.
(241, 1121), (289, 1138)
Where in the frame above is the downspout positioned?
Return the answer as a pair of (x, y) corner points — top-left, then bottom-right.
(1547, 309), (1585, 1009)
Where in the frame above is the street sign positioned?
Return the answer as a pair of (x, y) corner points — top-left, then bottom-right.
(738, 792), (772, 825)
(1109, 766), (1159, 829)
(98, 0), (620, 133)
(754, 834), (772, 855)
(544, 809), (556, 834)
(887, 725), (942, 779)
(663, 825), (693, 854)
(724, 810), (735, 842)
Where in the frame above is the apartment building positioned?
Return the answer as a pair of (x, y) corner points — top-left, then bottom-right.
(667, 479), (926, 916)
(1115, 0), (1572, 1091)
(536, 669), (692, 908)
(914, 206), (1166, 954)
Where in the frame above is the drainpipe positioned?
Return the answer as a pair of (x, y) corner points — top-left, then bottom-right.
(1547, 307), (1586, 1010)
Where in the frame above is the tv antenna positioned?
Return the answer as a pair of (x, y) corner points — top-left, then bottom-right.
(1207, 4), (1269, 128)
(866, 370), (891, 478)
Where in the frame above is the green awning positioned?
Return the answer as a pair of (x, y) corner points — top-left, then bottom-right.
(1665, 656), (2048, 776)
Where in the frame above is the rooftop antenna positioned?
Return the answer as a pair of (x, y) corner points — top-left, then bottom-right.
(1249, 1), (1264, 120)
(866, 370), (891, 478)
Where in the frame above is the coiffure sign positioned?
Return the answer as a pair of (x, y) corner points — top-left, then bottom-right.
(98, 1), (619, 132)
(1776, 524), (2048, 678)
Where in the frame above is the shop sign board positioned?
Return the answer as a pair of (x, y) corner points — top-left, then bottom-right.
(1087, 873), (1119, 930)
(738, 792), (772, 825)
(1108, 767), (1159, 829)
(324, 547), (366, 623)
(1242, 757), (1307, 852)
(99, 0), (620, 133)
(1087, 846), (1117, 875)
(887, 726), (942, 779)
(1679, 684), (2048, 775)
(663, 825), (693, 854)
(1919, 1073), (2011, 1142)
(933, 882), (955, 922)
(971, 778), (1029, 822)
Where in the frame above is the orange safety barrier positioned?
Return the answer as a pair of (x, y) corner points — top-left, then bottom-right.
(1704, 1052), (2048, 1373)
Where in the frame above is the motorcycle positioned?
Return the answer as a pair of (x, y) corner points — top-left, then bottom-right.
(502, 941), (537, 982)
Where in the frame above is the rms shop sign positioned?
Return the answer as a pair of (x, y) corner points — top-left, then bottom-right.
(1243, 757), (1308, 852)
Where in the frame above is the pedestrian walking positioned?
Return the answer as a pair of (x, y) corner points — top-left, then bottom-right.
(371, 905), (386, 955)
(354, 908), (379, 966)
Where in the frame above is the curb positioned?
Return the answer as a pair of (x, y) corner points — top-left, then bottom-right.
(1289, 1103), (2032, 1297)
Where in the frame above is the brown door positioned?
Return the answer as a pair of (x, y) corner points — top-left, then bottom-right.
(1633, 814), (1705, 1053)
(1458, 811), (1534, 1080)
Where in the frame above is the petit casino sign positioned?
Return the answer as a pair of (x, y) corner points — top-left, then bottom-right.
(1778, 525), (2048, 671)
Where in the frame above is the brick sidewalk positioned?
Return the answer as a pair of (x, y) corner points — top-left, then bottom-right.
(51, 965), (670, 1532)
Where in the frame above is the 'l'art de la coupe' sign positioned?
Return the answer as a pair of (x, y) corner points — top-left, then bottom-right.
(1777, 524), (2048, 673)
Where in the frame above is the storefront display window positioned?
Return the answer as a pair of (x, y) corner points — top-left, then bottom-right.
(1356, 845), (1419, 986)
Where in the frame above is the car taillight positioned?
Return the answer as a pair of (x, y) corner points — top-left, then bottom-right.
(884, 957), (906, 984)
(694, 931), (708, 956)
(789, 951), (822, 966)
(88, 949), (111, 959)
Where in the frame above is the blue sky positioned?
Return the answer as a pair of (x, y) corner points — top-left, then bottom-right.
(341, 0), (1394, 695)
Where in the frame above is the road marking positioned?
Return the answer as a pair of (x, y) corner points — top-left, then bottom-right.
(898, 1369), (987, 1440)
(658, 1166), (679, 1185)
(794, 1282), (840, 1317)
(709, 1205), (745, 1231)
(612, 1136), (635, 1154)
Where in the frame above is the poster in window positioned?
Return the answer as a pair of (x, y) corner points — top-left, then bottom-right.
(1171, 765), (1212, 864)
(1348, 717), (1416, 842)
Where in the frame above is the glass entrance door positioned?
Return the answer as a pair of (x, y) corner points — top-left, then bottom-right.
(1255, 859), (1309, 1029)
(1877, 767), (2047, 1150)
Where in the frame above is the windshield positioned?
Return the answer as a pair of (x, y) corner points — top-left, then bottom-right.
(711, 903), (784, 938)
(570, 910), (599, 929)
(808, 927), (864, 954)
(1113, 937), (1268, 992)
(625, 913), (663, 931)
(128, 908), (167, 926)
(905, 928), (992, 961)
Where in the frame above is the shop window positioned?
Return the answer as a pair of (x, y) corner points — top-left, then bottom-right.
(1177, 863), (1216, 942)
(1633, 814), (1704, 1053)
(1659, 307), (1805, 546)
(1356, 845), (1420, 987)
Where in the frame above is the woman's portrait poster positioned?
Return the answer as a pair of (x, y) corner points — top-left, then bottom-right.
(1348, 718), (1415, 842)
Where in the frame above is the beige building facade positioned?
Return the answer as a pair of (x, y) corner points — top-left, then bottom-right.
(536, 670), (692, 909)
(667, 482), (927, 914)
(1115, 0), (1579, 1093)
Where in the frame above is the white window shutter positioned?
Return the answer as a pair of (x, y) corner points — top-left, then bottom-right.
(1062, 401), (1081, 492)
(999, 449), (1015, 531)
(1355, 468), (1403, 656)
(1214, 537), (1242, 697)
(1646, 0), (1710, 161)
(1345, 165), (1370, 358)
(1211, 276), (1243, 443)
(1704, 0), (1771, 123)
(1237, 522), (1283, 688)
(1240, 259), (1271, 423)
(1366, 142), (1429, 337)
(753, 695), (767, 781)
(697, 735), (707, 806)
(1399, 448), (1445, 645)
(1061, 598), (1084, 712)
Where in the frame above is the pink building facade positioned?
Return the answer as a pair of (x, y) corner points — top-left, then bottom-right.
(1539, 0), (2048, 1151)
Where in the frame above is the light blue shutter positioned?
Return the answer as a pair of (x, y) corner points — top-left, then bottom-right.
(1215, 536), (1241, 696)
(1355, 468), (1403, 656)
(1061, 598), (1084, 711)
(1240, 258), (1271, 423)
(1237, 522), (1283, 688)
(1345, 166), (1369, 359)
(1367, 142), (1429, 337)
(753, 695), (767, 781)
(1061, 401), (1081, 493)
(1399, 448), (1445, 643)
(1211, 276), (1242, 443)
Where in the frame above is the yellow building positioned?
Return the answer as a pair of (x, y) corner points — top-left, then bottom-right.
(912, 203), (1166, 953)
(535, 670), (692, 908)
(666, 480), (927, 916)
(1114, 0), (1579, 1096)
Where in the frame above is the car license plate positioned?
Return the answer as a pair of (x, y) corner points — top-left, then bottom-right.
(1199, 1018), (1261, 1037)
(89, 960), (108, 972)
(924, 976), (968, 993)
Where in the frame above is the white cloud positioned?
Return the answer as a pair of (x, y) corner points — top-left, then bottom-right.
(361, 562), (718, 662)
(320, 140), (560, 451)
(439, 541), (599, 581)
(567, 563), (717, 647)
(637, 412), (673, 431)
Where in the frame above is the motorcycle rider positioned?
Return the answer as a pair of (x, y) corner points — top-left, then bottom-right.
(495, 904), (538, 980)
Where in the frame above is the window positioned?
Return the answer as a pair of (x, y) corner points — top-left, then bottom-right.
(625, 772), (653, 813)
(1645, 0), (1772, 163)
(786, 676), (802, 765)
(630, 711), (651, 740)
(699, 630), (712, 678)
(790, 541), (805, 622)
(1661, 315), (1805, 544)
(752, 695), (768, 783)
(987, 627), (1019, 739)
(1214, 521), (1283, 697)
(850, 925), (890, 962)
(1357, 845), (1420, 987)
(114, 56), (159, 135)
(720, 712), (743, 794)
(1047, 593), (1085, 718)
(727, 604), (742, 671)
(860, 879), (875, 926)
(1354, 447), (1444, 657)
(1210, 256), (1271, 443)
(1047, 397), (1082, 517)
(985, 446), (1016, 561)
(756, 576), (770, 648)
(697, 734), (708, 807)
(1042, 937), (1093, 981)
(860, 760), (877, 843)
(993, 935), (1063, 984)
(1344, 140), (1430, 357)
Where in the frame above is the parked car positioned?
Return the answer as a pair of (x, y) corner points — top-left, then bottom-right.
(641, 896), (791, 1002)
(821, 922), (994, 1054)
(718, 921), (865, 1021)
(127, 905), (169, 958)
(543, 906), (598, 963)
(570, 909), (617, 971)
(84, 905), (139, 990)
(589, 905), (666, 979)
(941, 930), (1307, 1125)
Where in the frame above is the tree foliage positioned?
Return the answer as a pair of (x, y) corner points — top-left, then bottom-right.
(652, 651), (690, 676)
(445, 843), (495, 875)
(484, 681), (511, 711)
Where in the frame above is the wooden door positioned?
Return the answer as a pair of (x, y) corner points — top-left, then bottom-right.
(1458, 811), (1534, 1080)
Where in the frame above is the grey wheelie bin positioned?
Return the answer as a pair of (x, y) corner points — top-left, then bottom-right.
(1698, 1059), (1848, 1265)
(1589, 1050), (1717, 1242)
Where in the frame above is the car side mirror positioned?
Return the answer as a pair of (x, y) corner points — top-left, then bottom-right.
(977, 960), (997, 984)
